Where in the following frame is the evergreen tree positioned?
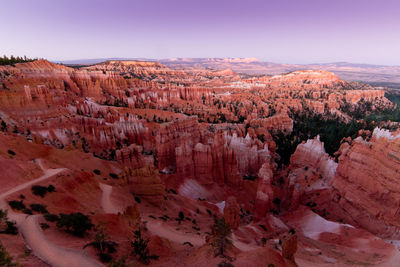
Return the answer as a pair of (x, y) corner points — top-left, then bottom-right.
(130, 228), (158, 265)
(84, 222), (117, 263)
(0, 241), (18, 267)
(209, 217), (233, 258)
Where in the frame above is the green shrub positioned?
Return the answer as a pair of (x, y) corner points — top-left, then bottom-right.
(30, 204), (48, 214)
(8, 200), (25, 211)
(31, 185), (55, 197)
(40, 223), (50, 230)
(44, 213), (59, 222)
(3, 221), (18, 235)
(31, 185), (49, 197)
(56, 212), (93, 237)
(23, 209), (32, 215)
(134, 196), (141, 204)
(109, 173), (118, 179)
(130, 228), (158, 264)
(108, 257), (127, 267)
(84, 223), (118, 263)
(218, 261), (234, 267)
(47, 185), (55, 192)
(0, 240), (18, 266)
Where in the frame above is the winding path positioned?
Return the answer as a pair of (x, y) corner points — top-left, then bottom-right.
(147, 221), (205, 246)
(98, 183), (119, 214)
(0, 159), (103, 267)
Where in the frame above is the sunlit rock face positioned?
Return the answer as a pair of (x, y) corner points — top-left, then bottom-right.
(329, 128), (400, 238)
(281, 136), (338, 212)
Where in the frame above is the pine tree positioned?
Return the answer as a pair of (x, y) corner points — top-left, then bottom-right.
(209, 217), (233, 258)
(84, 222), (117, 263)
(130, 228), (158, 264)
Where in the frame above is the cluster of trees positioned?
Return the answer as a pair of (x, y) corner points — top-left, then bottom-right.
(272, 94), (400, 167)
(0, 209), (18, 235)
(46, 212), (159, 265)
(0, 55), (40, 66)
(275, 97), (400, 168)
(31, 184), (55, 198)
(209, 217), (233, 258)
(56, 212), (94, 237)
(0, 241), (18, 267)
(130, 228), (159, 264)
(84, 223), (118, 263)
(102, 99), (128, 108)
(273, 113), (368, 167)
(364, 92), (400, 123)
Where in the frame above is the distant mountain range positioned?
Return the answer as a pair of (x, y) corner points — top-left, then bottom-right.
(55, 57), (400, 85)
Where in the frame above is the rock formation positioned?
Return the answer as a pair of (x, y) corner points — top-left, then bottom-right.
(127, 166), (166, 206)
(281, 231), (298, 263)
(254, 162), (274, 221)
(223, 196), (240, 229)
(329, 128), (400, 238)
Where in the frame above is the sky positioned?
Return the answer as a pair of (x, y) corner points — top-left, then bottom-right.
(1, 0), (399, 65)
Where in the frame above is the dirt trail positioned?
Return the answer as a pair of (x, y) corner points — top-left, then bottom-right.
(147, 220), (205, 246)
(99, 182), (120, 214)
(0, 159), (103, 267)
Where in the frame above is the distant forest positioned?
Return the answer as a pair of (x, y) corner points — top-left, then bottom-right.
(368, 82), (400, 90)
(0, 55), (40, 66)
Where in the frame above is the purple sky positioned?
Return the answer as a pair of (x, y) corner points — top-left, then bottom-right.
(1, 0), (399, 65)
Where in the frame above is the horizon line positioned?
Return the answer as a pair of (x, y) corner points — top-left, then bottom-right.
(48, 57), (400, 67)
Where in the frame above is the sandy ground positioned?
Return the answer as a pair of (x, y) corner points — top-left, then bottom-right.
(0, 159), (103, 267)
(147, 220), (205, 247)
(284, 206), (400, 267)
(147, 219), (259, 252)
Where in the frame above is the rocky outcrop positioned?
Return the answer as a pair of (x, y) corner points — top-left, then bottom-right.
(284, 136), (337, 210)
(250, 113), (293, 134)
(116, 144), (154, 169)
(126, 166), (166, 206)
(123, 204), (141, 229)
(174, 130), (268, 189)
(193, 143), (213, 184)
(344, 90), (385, 104)
(329, 128), (400, 238)
(282, 232), (298, 263)
(223, 196), (240, 229)
(259, 70), (341, 90)
(155, 116), (201, 172)
(254, 162), (274, 221)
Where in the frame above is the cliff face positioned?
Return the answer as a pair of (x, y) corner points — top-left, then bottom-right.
(254, 161), (274, 220)
(285, 128), (400, 238)
(126, 166), (166, 206)
(329, 129), (400, 238)
(224, 196), (240, 229)
(250, 113), (293, 133)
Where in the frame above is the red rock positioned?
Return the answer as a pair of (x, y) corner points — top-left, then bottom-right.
(125, 166), (166, 206)
(254, 161), (274, 221)
(282, 232), (298, 262)
(329, 128), (400, 238)
(223, 196), (240, 229)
